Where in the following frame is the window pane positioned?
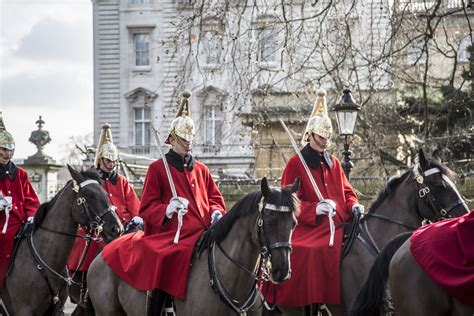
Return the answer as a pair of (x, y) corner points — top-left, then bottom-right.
(134, 33), (150, 66)
(144, 122), (151, 145)
(259, 28), (276, 62)
(144, 107), (151, 120)
(135, 123), (143, 145)
(134, 108), (143, 120)
(458, 36), (472, 62)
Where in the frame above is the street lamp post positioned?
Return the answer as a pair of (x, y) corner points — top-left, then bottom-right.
(332, 89), (360, 179)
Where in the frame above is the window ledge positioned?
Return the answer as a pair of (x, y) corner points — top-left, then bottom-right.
(131, 66), (152, 72)
(257, 62), (283, 71)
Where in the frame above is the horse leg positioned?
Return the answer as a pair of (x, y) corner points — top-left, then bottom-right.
(87, 255), (127, 316)
(389, 240), (449, 316)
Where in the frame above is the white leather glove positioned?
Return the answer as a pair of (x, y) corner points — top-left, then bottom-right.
(211, 210), (223, 224)
(352, 203), (365, 215)
(131, 216), (144, 226)
(316, 199), (336, 216)
(0, 196), (12, 211)
(27, 216), (35, 224)
(166, 197), (189, 218)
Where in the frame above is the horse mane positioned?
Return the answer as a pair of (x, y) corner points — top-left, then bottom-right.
(205, 191), (262, 246)
(367, 158), (456, 214)
(32, 169), (102, 230)
(367, 172), (409, 214)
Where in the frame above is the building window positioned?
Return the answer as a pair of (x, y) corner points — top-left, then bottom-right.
(458, 36), (472, 63)
(257, 27), (277, 63)
(133, 33), (150, 67)
(204, 105), (222, 146)
(407, 39), (427, 65)
(203, 31), (222, 65)
(134, 108), (151, 146)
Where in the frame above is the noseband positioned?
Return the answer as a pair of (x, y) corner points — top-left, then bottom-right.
(208, 195), (294, 314)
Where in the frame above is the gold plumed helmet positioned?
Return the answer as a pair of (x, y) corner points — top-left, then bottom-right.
(0, 112), (15, 150)
(301, 89), (333, 144)
(94, 123), (118, 168)
(165, 90), (195, 144)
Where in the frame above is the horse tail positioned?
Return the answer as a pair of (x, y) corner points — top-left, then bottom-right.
(349, 232), (412, 316)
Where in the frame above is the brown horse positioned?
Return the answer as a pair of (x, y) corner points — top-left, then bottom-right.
(349, 231), (474, 316)
(265, 149), (469, 316)
(87, 177), (300, 315)
(0, 166), (123, 316)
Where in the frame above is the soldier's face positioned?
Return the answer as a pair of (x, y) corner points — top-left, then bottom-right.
(0, 147), (13, 165)
(171, 136), (192, 156)
(309, 133), (328, 152)
(100, 158), (117, 173)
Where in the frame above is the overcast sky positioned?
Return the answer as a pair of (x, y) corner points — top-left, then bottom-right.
(0, 0), (93, 161)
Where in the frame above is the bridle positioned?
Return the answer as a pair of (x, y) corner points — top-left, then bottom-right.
(26, 179), (118, 307)
(346, 164), (466, 257)
(208, 195), (294, 314)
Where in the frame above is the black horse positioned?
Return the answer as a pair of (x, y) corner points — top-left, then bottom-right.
(0, 166), (123, 315)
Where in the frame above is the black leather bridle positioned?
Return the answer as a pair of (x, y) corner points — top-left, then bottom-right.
(208, 196), (295, 314)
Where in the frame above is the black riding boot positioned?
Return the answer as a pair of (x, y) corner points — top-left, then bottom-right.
(146, 289), (167, 316)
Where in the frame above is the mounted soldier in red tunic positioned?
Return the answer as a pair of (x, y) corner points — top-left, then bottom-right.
(67, 124), (141, 311)
(274, 90), (364, 310)
(100, 90), (226, 313)
(0, 112), (40, 288)
(68, 123), (141, 272)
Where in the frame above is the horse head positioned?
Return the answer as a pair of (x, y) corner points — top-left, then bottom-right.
(258, 177), (300, 283)
(413, 148), (469, 223)
(67, 165), (124, 243)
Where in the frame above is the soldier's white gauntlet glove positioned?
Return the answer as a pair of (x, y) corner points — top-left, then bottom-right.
(316, 199), (336, 216)
(166, 197), (189, 218)
(211, 210), (223, 224)
(131, 216), (144, 226)
(352, 203), (365, 215)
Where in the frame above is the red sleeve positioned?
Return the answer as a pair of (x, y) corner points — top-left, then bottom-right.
(139, 162), (168, 229)
(334, 159), (358, 222)
(205, 167), (226, 215)
(282, 157), (318, 226)
(123, 178), (141, 217)
(20, 170), (40, 218)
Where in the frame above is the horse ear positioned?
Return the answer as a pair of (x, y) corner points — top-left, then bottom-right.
(261, 177), (271, 198)
(432, 149), (442, 162)
(288, 177), (300, 194)
(67, 164), (83, 183)
(418, 148), (429, 170)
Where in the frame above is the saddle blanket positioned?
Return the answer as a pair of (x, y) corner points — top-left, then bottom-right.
(410, 210), (474, 307)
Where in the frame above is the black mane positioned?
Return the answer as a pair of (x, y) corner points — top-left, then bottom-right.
(367, 158), (455, 214)
(198, 186), (298, 254)
(33, 169), (102, 229)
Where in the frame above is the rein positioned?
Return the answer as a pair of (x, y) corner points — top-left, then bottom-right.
(208, 197), (293, 314)
(26, 179), (115, 307)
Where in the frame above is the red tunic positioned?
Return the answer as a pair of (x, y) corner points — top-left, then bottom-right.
(272, 153), (358, 306)
(67, 174), (140, 271)
(101, 158), (226, 300)
(0, 166), (40, 287)
(410, 210), (474, 307)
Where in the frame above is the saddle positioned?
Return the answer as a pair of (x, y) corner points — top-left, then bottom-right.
(146, 231), (209, 316)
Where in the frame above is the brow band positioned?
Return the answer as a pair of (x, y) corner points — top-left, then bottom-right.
(423, 168), (441, 177)
(265, 203), (291, 212)
(80, 180), (100, 188)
